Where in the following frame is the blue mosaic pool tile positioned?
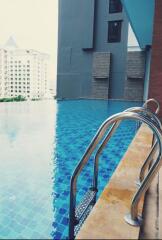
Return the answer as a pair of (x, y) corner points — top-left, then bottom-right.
(59, 208), (67, 215)
(0, 100), (142, 239)
(52, 231), (62, 239)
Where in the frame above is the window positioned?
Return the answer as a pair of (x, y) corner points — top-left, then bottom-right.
(109, 0), (122, 13)
(108, 20), (122, 42)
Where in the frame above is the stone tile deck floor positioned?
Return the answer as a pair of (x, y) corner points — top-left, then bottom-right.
(76, 124), (162, 239)
(140, 158), (162, 239)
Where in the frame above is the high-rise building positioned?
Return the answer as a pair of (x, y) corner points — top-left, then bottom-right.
(0, 37), (50, 100)
(0, 49), (8, 98)
(57, 0), (129, 99)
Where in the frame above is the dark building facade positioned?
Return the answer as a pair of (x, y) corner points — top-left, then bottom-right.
(57, 0), (129, 99)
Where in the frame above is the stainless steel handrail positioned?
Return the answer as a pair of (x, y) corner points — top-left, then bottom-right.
(125, 134), (162, 226)
(92, 106), (161, 192)
(69, 111), (162, 239)
(125, 106), (161, 185)
(143, 98), (160, 114)
(138, 141), (158, 183)
(143, 99), (160, 147)
(124, 107), (161, 129)
(93, 121), (120, 192)
(124, 114), (162, 226)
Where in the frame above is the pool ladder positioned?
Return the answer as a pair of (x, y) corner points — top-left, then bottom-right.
(69, 99), (162, 239)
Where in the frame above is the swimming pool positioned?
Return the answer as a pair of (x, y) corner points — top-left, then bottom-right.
(0, 99), (141, 239)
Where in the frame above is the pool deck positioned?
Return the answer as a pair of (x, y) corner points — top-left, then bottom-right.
(76, 124), (154, 239)
(159, 169), (162, 238)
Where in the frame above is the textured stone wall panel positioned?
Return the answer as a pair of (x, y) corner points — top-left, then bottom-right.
(91, 79), (109, 99)
(127, 51), (145, 78)
(92, 52), (111, 78)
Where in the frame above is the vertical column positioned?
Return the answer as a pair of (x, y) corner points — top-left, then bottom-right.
(149, 0), (162, 119)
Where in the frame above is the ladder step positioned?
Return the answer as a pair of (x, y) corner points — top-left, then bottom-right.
(74, 205), (93, 236)
(75, 189), (96, 222)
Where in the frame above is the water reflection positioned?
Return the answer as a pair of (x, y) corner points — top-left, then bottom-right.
(0, 100), (56, 239)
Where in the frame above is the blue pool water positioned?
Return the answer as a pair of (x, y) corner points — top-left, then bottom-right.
(0, 99), (141, 239)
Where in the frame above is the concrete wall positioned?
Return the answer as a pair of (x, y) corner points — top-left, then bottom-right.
(57, 0), (95, 98)
(93, 0), (128, 99)
(57, 0), (129, 99)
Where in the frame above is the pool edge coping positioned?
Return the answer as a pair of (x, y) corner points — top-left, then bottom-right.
(76, 124), (153, 239)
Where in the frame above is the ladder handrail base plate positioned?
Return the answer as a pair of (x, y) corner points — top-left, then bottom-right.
(124, 213), (143, 227)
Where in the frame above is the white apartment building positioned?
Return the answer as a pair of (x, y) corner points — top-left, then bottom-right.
(0, 37), (50, 100)
(0, 49), (8, 98)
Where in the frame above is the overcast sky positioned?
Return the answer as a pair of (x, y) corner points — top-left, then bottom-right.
(0, 0), (138, 93)
(0, 0), (58, 91)
(128, 25), (139, 47)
